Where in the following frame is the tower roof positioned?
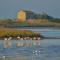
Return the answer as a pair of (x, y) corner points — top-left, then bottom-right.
(22, 10), (34, 14)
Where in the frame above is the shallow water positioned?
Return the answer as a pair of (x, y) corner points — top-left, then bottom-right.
(0, 39), (60, 60)
(19, 27), (60, 38)
(0, 27), (60, 60)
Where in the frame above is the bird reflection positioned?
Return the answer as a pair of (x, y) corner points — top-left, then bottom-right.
(33, 40), (40, 46)
(3, 37), (12, 48)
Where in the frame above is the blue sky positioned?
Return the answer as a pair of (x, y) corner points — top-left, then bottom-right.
(0, 0), (60, 18)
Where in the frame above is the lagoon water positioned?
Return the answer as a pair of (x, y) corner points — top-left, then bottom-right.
(0, 27), (60, 60)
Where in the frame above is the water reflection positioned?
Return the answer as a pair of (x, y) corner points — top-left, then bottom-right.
(2, 40), (41, 60)
(16, 40), (24, 47)
(33, 40), (40, 46)
(1, 39), (60, 60)
(3, 38), (12, 48)
(16, 40), (40, 47)
(3, 39), (41, 48)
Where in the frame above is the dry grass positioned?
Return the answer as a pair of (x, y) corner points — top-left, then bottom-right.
(0, 28), (41, 38)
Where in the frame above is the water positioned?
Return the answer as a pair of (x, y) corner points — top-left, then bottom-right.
(19, 27), (60, 38)
(0, 27), (60, 60)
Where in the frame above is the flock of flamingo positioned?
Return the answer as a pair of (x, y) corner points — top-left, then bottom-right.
(3, 36), (41, 48)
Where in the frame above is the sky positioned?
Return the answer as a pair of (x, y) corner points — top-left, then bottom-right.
(0, 0), (60, 19)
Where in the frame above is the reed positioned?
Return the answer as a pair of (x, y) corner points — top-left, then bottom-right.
(0, 28), (43, 38)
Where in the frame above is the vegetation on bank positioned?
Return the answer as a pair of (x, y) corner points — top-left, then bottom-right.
(0, 18), (60, 28)
(0, 28), (43, 38)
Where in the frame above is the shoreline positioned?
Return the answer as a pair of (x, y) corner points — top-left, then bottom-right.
(0, 36), (60, 40)
(44, 37), (60, 39)
(4, 26), (60, 30)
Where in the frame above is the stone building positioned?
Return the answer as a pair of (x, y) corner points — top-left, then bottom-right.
(17, 10), (35, 21)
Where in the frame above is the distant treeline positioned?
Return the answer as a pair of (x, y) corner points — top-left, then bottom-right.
(33, 12), (53, 19)
(33, 12), (60, 23)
